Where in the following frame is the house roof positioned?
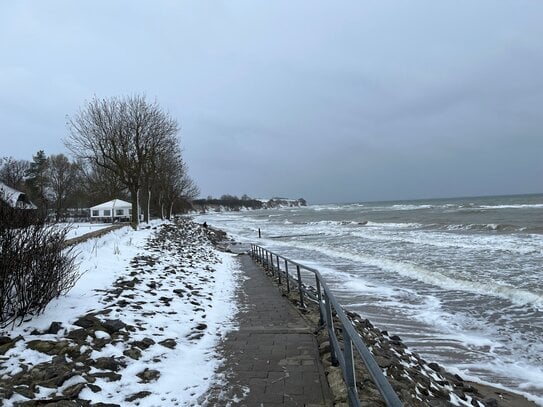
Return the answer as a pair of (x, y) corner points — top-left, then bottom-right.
(0, 181), (37, 209)
(90, 199), (132, 211)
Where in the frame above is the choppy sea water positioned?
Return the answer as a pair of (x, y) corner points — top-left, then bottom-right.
(195, 194), (543, 405)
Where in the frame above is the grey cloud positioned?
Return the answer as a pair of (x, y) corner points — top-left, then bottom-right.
(1, 1), (542, 203)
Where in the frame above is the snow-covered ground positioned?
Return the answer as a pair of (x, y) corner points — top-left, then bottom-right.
(61, 222), (115, 239)
(0, 219), (241, 406)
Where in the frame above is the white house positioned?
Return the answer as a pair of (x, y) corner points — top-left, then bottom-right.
(0, 181), (37, 209)
(90, 199), (132, 222)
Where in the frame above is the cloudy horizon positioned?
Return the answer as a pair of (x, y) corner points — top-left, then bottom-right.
(2, 1), (542, 204)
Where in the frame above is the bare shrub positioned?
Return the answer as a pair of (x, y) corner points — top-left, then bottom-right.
(0, 202), (79, 328)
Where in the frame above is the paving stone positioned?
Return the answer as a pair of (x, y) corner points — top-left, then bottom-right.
(203, 254), (332, 406)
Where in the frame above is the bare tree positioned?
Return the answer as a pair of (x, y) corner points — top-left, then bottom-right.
(0, 157), (30, 191)
(47, 153), (80, 222)
(151, 142), (199, 219)
(83, 161), (128, 205)
(65, 95), (179, 228)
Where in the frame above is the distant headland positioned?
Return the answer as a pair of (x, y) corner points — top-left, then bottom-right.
(192, 195), (307, 213)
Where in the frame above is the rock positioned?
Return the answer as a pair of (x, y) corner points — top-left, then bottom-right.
(428, 362), (441, 372)
(158, 338), (177, 349)
(0, 341), (16, 355)
(374, 355), (393, 368)
(453, 373), (465, 382)
(483, 398), (499, 407)
(13, 385), (35, 399)
(27, 340), (71, 356)
(125, 391), (152, 402)
(67, 328), (90, 343)
(92, 357), (123, 371)
(102, 319), (126, 334)
(123, 347), (142, 360)
(0, 335), (22, 355)
(62, 382), (86, 398)
(0, 336), (12, 346)
(74, 314), (101, 329)
(0, 386), (14, 400)
(188, 332), (204, 341)
(88, 383), (102, 393)
(136, 368), (161, 383)
(90, 372), (122, 382)
(46, 321), (63, 334)
(91, 338), (111, 351)
(130, 337), (155, 350)
(29, 362), (76, 388)
(19, 400), (88, 407)
(462, 384), (480, 394)
(319, 341), (331, 355)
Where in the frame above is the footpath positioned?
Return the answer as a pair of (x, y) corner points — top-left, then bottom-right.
(202, 253), (333, 406)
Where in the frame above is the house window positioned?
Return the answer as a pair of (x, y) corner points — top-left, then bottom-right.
(92, 210), (99, 217)
(103, 210), (111, 216)
(129, 208), (132, 215)
(116, 209), (124, 216)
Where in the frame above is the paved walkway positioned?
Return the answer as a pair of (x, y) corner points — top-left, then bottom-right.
(203, 253), (332, 406)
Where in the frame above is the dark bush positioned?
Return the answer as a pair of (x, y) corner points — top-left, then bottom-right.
(0, 202), (79, 328)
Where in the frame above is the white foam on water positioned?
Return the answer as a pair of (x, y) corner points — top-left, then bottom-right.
(449, 360), (543, 406)
(390, 204), (434, 210)
(349, 225), (543, 255)
(277, 240), (543, 309)
(335, 276), (400, 298)
(479, 204), (543, 210)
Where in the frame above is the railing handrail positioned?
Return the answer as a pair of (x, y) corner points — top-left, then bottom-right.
(250, 244), (403, 407)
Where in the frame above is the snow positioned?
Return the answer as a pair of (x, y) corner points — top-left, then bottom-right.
(62, 222), (116, 239)
(0, 219), (241, 406)
(89, 199), (131, 211)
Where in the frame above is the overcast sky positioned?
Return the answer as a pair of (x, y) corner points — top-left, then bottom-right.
(1, 1), (542, 204)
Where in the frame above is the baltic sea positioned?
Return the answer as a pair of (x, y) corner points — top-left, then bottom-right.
(196, 193), (543, 405)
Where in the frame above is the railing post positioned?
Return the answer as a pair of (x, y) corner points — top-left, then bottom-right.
(276, 255), (281, 285)
(296, 265), (305, 308)
(324, 291), (338, 365)
(316, 276), (323, 326)
(343, 330), (358, 404)
(248, 245), (403, 407)
(284, 259), (290, 293)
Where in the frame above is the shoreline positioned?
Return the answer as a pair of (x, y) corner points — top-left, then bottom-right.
(218, 236), (539, 406)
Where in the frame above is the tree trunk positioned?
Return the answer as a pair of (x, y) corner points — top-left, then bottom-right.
(169, 202), (174, 220)
(146, 188), (151, 223)
(159, 192), (165, 220)
(130, 188), (139, 230)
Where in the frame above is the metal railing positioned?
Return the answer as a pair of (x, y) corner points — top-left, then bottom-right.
(251, 244), (403, 407)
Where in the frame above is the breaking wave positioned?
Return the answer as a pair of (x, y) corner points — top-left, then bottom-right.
(282, 241), (543, 309)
